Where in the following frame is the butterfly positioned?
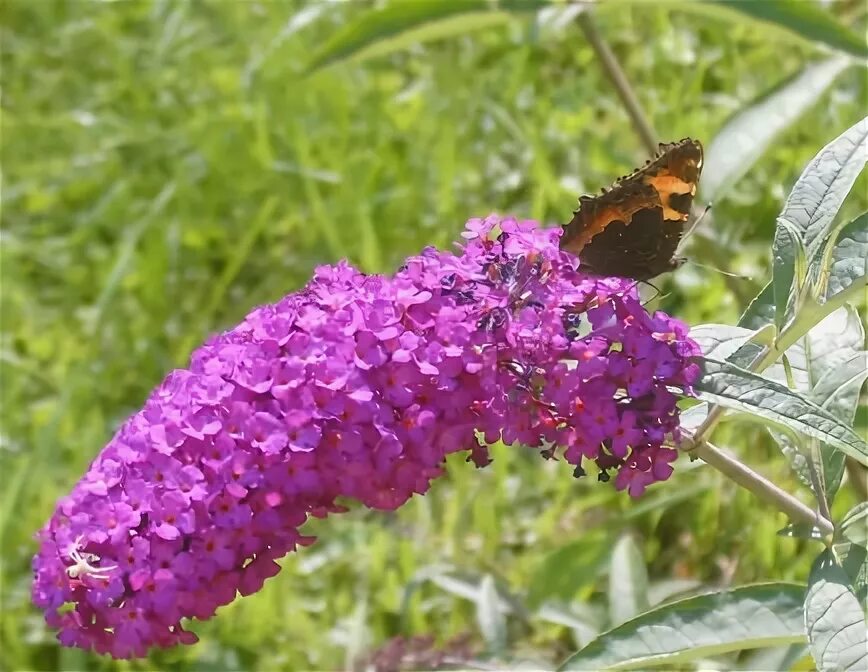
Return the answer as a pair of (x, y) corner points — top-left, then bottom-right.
(560, 138), (704, 281)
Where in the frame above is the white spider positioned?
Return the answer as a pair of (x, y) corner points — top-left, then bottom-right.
(64, 535), (117, 581)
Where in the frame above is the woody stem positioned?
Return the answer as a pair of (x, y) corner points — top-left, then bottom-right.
(576, 10), (658, 155)
(689, 440), (834, 538)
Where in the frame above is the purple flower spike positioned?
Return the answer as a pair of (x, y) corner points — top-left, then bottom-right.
(32, 216), (700, 657)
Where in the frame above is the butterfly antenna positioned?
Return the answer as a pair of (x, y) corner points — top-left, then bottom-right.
(676, 202), (713, 255)
(684, 259), (752, 280)
(640, 281), (667, 306)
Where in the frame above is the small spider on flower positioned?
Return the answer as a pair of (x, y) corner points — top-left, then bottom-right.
(64, 535), (117, 581)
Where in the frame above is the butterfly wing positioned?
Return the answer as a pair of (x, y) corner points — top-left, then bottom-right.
(560, 139), (703, 281)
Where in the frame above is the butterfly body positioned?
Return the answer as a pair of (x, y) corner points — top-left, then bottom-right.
(561, 139), (703, 281)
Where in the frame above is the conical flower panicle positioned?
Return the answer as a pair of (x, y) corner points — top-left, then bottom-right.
(32, 217), (700, 657)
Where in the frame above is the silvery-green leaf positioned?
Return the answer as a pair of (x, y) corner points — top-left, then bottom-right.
(608, 534), (649, 626)
(701, 57), (851, 200)
(738, 281), (775, 331)
(647, 579), (703, 606)
(773, 218), (808, 331)
(823, 211), (868, 301)
(694, 358), (867, 465)
(837, 543), (868, 606)
(476, 574), (507, 653)
(839, 503), (868, 547)
(689, 323), (774, 362)
(559, 583), (806, 671)
(781, 118), (868, 257)
(768, 307), (866, 501)
(805, 550), (867, 672)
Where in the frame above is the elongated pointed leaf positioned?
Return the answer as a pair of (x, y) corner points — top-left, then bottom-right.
(773, 219), (808, 331)
(428, 569), (516, 614)
(824, 211), (868, 300)
(702, 57), (851, 200)
(537, 602), (604, 648)
(694, 358), (868, 465)
(810, 351), (868, 418)
(477, 574), (508, 653)
(740, 644), (810, 672)
(705, 1), (868, 59)
(528, 533), (611, 609)
(738, 281), (775, 330)
(780, 118), (868, 257)
(769, 307), (866, 501)
(608, 535), (649, 626)
(837, 543), (868, 606)
(839, 503), (868, 547)
(805, 550), (868, 672)
(306, 0), (543, 72)
(647, 579), (703, 607)
(679, 402), (710, 432)
(558, 583), (807, 671)
(688, 323), (774, 362)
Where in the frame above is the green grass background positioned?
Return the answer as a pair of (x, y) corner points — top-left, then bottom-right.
(1, 1), (865, 670)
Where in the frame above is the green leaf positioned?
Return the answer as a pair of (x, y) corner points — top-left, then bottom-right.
(839, 503), (868, 547)
(647, 579), (703, 607)
(427, 569), (513, 607)
(607, 534), (649, 626)
(528, 533), (611, 609)
(768, 307), (865, 393)
(805, 550), (868, 672)
(679, 402), (710, 433)
(837, 543), (868, 606)
(705, 0), (868, 59)
(823, 211), (868, 301)
(701, 57), (851, 201)
(620, 478), (710, 520)
(773, 219), (808, 331)
(769, 307), (866, 502)
(537, 602), (604, 648)
(558, 583), (807, 671)
(688, 323), (774, 362)
(344, 598), (370, 667)
(740, 644), (810, 672)
(305, 0), (542, 72)
(780, 118), (868, 258)
(694, 357), (868, 465)
(811, 351), (868, 420)
(476, 574), (508, 653)
(738, 280), (775, 330)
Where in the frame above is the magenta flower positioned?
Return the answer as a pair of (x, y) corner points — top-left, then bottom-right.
(32, 216), (699, 657)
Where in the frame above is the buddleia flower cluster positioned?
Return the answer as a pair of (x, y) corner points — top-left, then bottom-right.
(32, 217), (700, 657)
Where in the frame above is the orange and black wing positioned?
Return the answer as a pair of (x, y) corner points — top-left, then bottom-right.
(561, 138), (703, 281)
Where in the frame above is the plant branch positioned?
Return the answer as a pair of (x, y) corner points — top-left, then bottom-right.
(689, 439), (834, 538)
(681, 280), (866, 531)
(576, 10), (658, 155)
(686, 280), (867, 450)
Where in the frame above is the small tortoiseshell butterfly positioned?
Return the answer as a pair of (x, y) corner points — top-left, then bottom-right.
(561, 138), (704, 281)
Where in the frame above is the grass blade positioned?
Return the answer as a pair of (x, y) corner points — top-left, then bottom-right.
(306, 0), (545, 73)
(706, 0), (868, 59)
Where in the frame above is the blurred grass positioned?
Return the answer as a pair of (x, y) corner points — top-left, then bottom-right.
(1, 1), (866, 670)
